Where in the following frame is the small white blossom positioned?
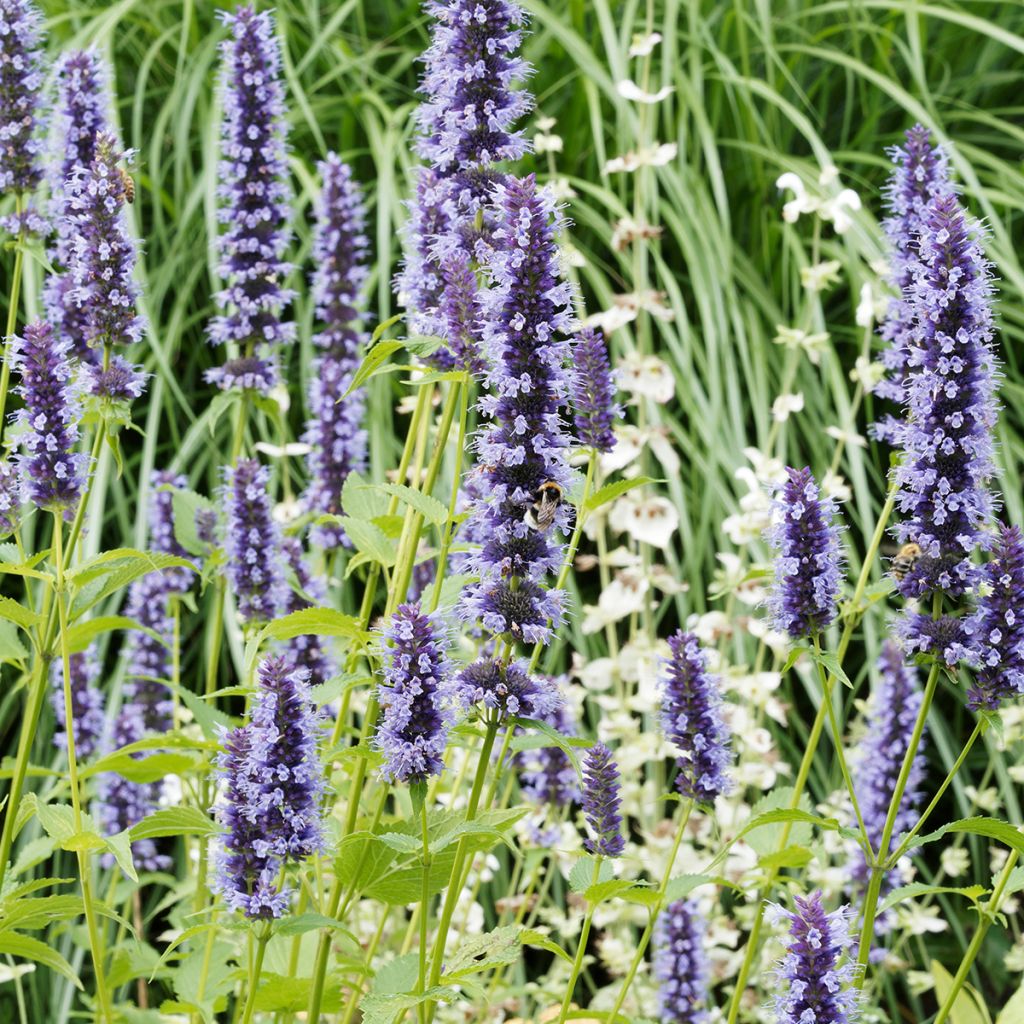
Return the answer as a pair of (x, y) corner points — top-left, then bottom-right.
(771, 392), (804, 422)
(800, 259), (843, 292)
(856, 280), (889, 328)
(897, 902), (948, 936)
(940, 846), (970, 878)
(819, 188), (861, 234)
(254, 440), (311, 458)
(617, 79), (674, 104)
(776, 172), (818, 223)
(629, 31), (662, 56)
(618, 352), (675, 404)
(604, 142), (677, 174)
(772, 325), (830, 365)
(610, 493), (679, 548)
(826, 425), (867, 448)
(851, 355), (887, 390)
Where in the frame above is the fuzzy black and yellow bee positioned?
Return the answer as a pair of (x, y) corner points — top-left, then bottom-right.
(889, 542), (922, 582)
(118, 166), (135, 204)
(524, 481), (563, 532)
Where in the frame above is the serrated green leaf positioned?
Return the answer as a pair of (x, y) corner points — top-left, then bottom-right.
(171, 488), (217, 557)
(0, 619), (29, 663)
(569, 856), (612, 893)
(83, 750), (199, 783)
(931, 959), (991, 1024)
(345, 338), (405, 395)
(521, 928), (572, 963)
(64, 614), (165, 653)
(997, 983), (1024, 1024)
(584, 475), (658, 513)
(0, 932), (81, 988)
(444, 926), (521, 977)
(910, 817), (1024, 858)
(880, 883), (987, 915)
(585, 878), (644, 904)
(0, 594), (42, 631)
(377, 482), (448, 525)
(129, 807), (217, 842)
(103, 829), (138, 882)
(341, 472), (389, 521)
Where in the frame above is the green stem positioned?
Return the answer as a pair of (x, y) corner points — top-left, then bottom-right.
(0, 192), (27, 439)
(417, 796), (430, 1024)
(238, 926), (272, 1024)
(556, 858), (603, 1024)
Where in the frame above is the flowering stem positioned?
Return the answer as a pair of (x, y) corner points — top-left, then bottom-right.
(556, 856), (603, 1024)
(417, 792), (430, 1024)
(606, 798), (694, 1022)
(238, 925), (272, 1024)
(854, 657), (942, 985)
(0, 193), (26, 439)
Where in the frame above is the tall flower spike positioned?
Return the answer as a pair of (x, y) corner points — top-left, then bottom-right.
(851, 640), (926, 886)
(206, 4), (294, 394)
(768, 893), (858, 1024)
(224, 458), (285, 624)
(514, 693), (579, 809)
(581, 742), (625, 858)
(459, 176), (574, 645)
(872, 124), (950, 443)
(456, 657), (560, 723)
(13, 321), (85, 512)
(50, 646), (105, 761)
(653, 898), (711, 1024)
(281, 536), (337, 687)
(0, 459), (21, 537)
(766, 466), (844, 639)
(965, 525), (1024, 711)
(0, 0), (44, 196)
(572, 328), (620, 453)
(374, 603), (452, 784)
(661, 631), (733, 804)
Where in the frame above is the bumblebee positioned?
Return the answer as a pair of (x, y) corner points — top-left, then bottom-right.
(118, 167), (135, 204)
(890, 542), (922, 582)
(524, 481), (563, 532)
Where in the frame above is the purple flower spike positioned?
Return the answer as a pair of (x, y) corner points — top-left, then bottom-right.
(654, 898), (711, 1024)
(514, 693), (579, 809)
(438, 250), (486, 375)
(768, 893), (858, 1024)
(766, 467), (844, 639)
(965, 525), (1024, 711)
(572, 328), (620, 453)
(224, 457), (285, 624)
(581, 742), (625, 858)
(64, 132), (145, 354)
(661, 631), (733, 804)
(85, 356), (147, 402)
(281, 536), (337, 687)
(374, 603), (452, 784)
(0, 0), (44, 196)
(458, 176), (574, 646)
(0, 459), (22, 536)
(206, 4), (295, 392)
(13, 321), (86, 512)
(456, 657), (560, 723)
(872, 124), (950, 444)
(892, 192), (998, 607)
(50, 646), (105, 761)
(851, 640), (926, 886)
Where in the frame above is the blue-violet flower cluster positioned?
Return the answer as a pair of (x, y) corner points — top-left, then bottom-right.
(653, 898), (710, 1024)
(0, 0), (44, 196)
(581, 741), (625, 858)
(572, 328), (620, 453)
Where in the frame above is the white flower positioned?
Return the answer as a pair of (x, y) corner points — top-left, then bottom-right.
(617, 79), (674, 104)
(269, 383), (291, 414)
(584, 304), (637, 333)
(820, 188), (861, 234)
(690, 611), (733, 645)
(965, 785), (1000, 813)
(742, 447), (788, 486)
(599, 425), (645, 475)
(611, 216), (662, 252)
(610, 494), (679, 548)
(771, 392), (804, 422)
(855, 281), (889, 328)
(603, 142), (677, 174)
(772, 325), (831, 365)
(534, 131), (563, 154)
(536, 115), (557, 132)
(272, 496), (303, 524)
(574, 655), (616, 692)
(851, 355), (887, 390)
(582, 568), (650, 633)
(940, 846), (970, 878)
(0, 963), (34, 984)
(648, 428), (680, 475)
(907, 970), (936, 995)
(818, 164), (840, 187)
(776, 172), (818, 223)
(801, 259), (843, 292)
(896, 902), (948, 935)
(629, 31), (662, 56)
(254, 440), (312, 458)
(822, 471), (852, 504)
(825, 425), (867, 448)
(1006, 934), (1024, 973)
(618, 352), (675, 403)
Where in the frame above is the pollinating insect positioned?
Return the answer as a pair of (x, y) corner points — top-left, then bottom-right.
(524, 481), (563, 532)
(890, 542), (922, 583)
(118, 166), (135, 204)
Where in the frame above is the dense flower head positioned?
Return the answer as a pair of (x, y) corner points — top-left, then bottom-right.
(872, 124), (951, 443)
(456, 657), (559, 723)
(224, 457), (285, 624)
(513, 690), (579, 808)
(768, 893), (858, 1024)
(661, 631), (733, 804)
(121, 573), (177, 734)
(374, 603), (452, 784)
(50, 646), (105, 761)
(581, 741), (625, 857)
(0, 0), (44, 195)
(653, 898), (711, 1024)
(85, 356), (147, 402)
(965, 525), (1024, 711)
(281, 536), (337, 687)
(571, 328), (620, 452)
(893, 192), (998, 603)
(437, 248), (487, 374)
(766, 467), (844, 639)
(13, 320), (86, 511)
(206, 4), (295, 390)
(64, 132), (146, 352)
(0, 459), (21, 536)
(851, 640), (926, 886)
(459, 176), (574, 645)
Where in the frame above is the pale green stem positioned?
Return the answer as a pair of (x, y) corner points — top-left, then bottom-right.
(556, 858), (603, 1024)
(238, 925), (271, 1024)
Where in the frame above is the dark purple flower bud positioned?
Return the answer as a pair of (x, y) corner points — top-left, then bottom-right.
(50, 645), (105, 761)
(572, 328), (619, 453)
(13, 320), (86, 512)
(206, 5), (295, 391)
(766, 467), (844, 639)
(0, 459), (22, 536)
(224, 457), (285, 624)
(661, 631), (733, 804)
(851, 641), (926, 886)
(373, 603), (452, 784)
(281, 536), (337, 687)
(0, 0), (44, 196)
(64, 133), (145, 352)
(205, 354), (278, 393)
(654, 898), (711, 1024)
(459, 176), (574, 645)
(581, 741), (625, 858)
(893, 193), (998, 606)
(965, 525), (1024, 711)
(896, 611), (968, 667)
(872, 124), (951, 444)
(768, 892), (858, 1024)
(456, 657), (559, 723)
(85, 355), (147, 402)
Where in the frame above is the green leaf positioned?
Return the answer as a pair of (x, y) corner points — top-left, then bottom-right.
(64, 615), (164, 653)
(360, 987), (458, 1024)
(345, 337), (405, 395)
(584, 476), (658, 513)
(129, 807), (217, 842)
(910, 817), (1024, 858)
(335, 518), (396, 567)
(0, 932), (82, 988)
(254, 607), (363, 646)
(253, 972), (348, 1013)
(68, 549), (195, 620)
(0, 595), (42, 632)
(664, 873), (735, 901)
(997, 983), (1024, 1024)
(758, 846), (813, 871)
(377, 482), (448, 526)
(171, 489), (217, 557)
(521, 928), (573, 964)
(104, 829), (138, 882)
(810, 647), (853, 688)
(585, 878), (644, 904)
(83, 750), (200, 783)
(444, 926), (521, 977)
(569, 856), (613, 893)
(741, 789), (821, 856)
(341, 472), (389, 521)
(931, 959), (991, 1024)
(880, 883), (987, 915)
(376, 832), (422, 854)
(0, 620), (29, 663)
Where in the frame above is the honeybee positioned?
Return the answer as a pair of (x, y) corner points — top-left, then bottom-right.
(524, 481), (563, 532)
(118, 166), (135, 204)
(890, 542), (922, 582)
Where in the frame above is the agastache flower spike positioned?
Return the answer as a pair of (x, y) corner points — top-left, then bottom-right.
(224, 458), (285, 624)
(281, 536), (337, 687)
(768, 893), (858, 1024)
(514, 694), (579, 809)
(374, 603), (452, 784)
(572, 328), (620, 453)
(851, 640), (926, 886)
(872, 125), (950, 443)
(206, 5), (294, 394)
(766, 466), (844, 639)
(459, 176), (574, 645)
(661, 631), (733, 804)
(456, 657), (560, 723)
(653, 898), (711, 1024)
(0, 0), (44, 197)
(13, 320), (86, 512)
(50, 646), (105, 761)
(0, 459), (22, 537)
(581, 742), (626, 857)
(965, 525), (1024, 711)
